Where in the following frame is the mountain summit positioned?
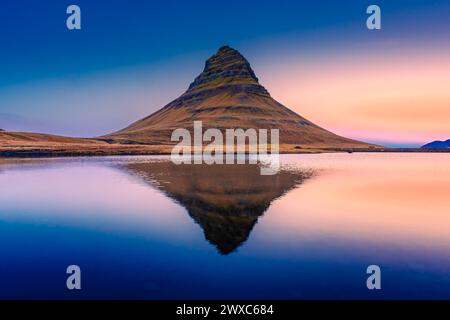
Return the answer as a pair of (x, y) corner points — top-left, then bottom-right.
(102, 46), (377, 150)
(186, 45), (268, 96)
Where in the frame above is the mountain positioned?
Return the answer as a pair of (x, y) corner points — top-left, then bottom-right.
(123, 160), (312, 254)
(102, 46), (378, 150)
(421, 139), (450, 148)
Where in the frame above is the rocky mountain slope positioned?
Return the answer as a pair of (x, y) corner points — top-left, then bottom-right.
(102, 46), (379, 150)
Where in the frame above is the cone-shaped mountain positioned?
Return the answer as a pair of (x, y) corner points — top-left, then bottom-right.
(102, 46), (377, 149)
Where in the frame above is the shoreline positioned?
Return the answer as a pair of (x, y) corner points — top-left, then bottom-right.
(1, 147), (449, 158)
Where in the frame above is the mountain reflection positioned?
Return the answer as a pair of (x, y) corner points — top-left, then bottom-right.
(123, 161), (313, 254)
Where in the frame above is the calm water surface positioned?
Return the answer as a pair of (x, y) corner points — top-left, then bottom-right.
(0, 153), (449, 299)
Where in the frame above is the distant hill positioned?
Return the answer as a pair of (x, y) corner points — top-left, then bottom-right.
(0, 131), (103, 146)
(421, 139), (450, 148)
(102, 46), (379, 150)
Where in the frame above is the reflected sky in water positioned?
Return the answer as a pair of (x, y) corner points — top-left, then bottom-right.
(0, 153), (449, 299)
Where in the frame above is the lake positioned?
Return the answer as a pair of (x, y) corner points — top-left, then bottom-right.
(0, 153), (449, 299)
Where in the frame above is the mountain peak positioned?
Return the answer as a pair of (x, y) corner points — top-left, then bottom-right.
(104, 46), (378, 150)
(218, 45), (233, 52)
(187, 46), (265, 94)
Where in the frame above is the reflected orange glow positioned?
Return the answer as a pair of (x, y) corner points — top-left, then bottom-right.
(263, 153), (450, 249)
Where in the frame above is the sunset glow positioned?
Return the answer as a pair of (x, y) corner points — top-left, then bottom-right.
(260, 48), (450, 146)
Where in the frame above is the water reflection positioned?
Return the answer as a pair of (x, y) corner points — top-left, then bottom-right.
(123, 161), (313, 254)
(1, 154), (450, 299)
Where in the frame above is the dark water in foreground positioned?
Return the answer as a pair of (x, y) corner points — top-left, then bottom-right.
(0, 154), (449, 299)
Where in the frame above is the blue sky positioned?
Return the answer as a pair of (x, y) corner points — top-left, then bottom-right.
(0, 0), (449, 146)
(1, 0), (448, 86)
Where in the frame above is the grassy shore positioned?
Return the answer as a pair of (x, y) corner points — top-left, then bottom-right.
(1, 144), (448, 158)
(1, 131), (448, 158)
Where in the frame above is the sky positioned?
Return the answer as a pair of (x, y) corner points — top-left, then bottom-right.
(0, 0), (449, 147)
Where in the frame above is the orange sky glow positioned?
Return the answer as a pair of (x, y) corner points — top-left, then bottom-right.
(259, 48), (450, 146)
